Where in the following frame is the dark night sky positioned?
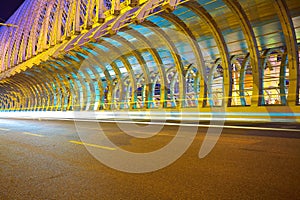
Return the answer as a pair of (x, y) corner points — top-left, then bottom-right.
(0, 0), (25, 22)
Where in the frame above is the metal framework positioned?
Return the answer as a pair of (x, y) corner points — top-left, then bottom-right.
(0, 0), (300, 114)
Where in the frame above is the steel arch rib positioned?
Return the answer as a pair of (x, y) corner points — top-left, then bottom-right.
(81, 44), (122, 110)
(123, 27), (168, 108)
(5, 77), (35, 110)
(182, 2), (232, 107)
(51, 56), (87, 111)
(26, 66), (54, 110)
(2, 81), (26, 110)
(20, 72), (47, 110)
(95, 39), (138, 109)
(108, 34), (152, 109)
(38, 62), (67, 111)
(142, 20), (186, 108)
(14, 0), (43, 66)
(40, 60), (72, 111)
(11, 75), (37, 110)
(72, 49), (111, 110)
(1, 0), (33, 70)
(71, 46), (115, 110)
(273, 0), (299, 105)
(16, 72), (44, 110)
(223, 0), (262, 106)
(156, 12), (208, 108)
(63, 50), (116, 110)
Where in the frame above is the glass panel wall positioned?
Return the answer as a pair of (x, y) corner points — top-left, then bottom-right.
(262, 48), (288, 105)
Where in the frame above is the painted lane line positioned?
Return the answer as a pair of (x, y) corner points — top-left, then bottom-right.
(21, 132), (45, 137)
(69, 140), (116, 151)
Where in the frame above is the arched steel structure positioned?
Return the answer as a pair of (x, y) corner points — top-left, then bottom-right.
(0, 0), (300, 116)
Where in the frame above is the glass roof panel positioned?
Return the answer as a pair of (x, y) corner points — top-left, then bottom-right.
(141, 51), (157, 72)
(90, 42), (110, 52)
(147, 15), (175, 29)
(157, 48), (175, 69)
(102, 37), (122, 47)
(128, 24), (154, 37)
(114, 59), (127, 74)
(81, 46), (98, 56)
(66, 54), (80, 62)
(94, 66), (105, 78)
(127, 55), (141, 73)
(117, 31), (137, 42)
(76, 52), (89, 59)
(85, 68), (96, 79)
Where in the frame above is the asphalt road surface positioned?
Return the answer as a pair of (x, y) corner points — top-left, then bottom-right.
(1, 118), (300, 199)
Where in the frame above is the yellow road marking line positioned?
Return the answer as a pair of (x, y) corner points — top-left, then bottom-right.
(69, 140), (116, 151)
(22, 132), (45, 137)
(0, 128), (9, 131)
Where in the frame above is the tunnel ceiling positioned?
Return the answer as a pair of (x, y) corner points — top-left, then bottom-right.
(0, 0), (300, 111)
(0, 0), (299, 77)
